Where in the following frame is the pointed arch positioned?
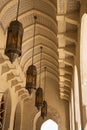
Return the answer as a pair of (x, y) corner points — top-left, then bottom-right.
(41, 119), (58, 130)
(33, 105), (62, 130)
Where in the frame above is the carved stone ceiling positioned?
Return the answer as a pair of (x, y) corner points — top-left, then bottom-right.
(0, 0), (80, 101)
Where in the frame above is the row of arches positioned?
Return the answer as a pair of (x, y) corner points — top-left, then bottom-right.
(0, 88), (59, 130)
(71, 13), (87, 130)
(0, 13), (87, 130)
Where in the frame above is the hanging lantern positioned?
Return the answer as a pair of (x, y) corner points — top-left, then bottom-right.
(41, 67), (47, 119)
(26, 64), (37, 94)
(25, 16), (37, 94)
(41, 100), (47, 119)
(5, 0), (23, 63)
(35, 47), (43, 110)
(5, 21), (23, 63)
(35, 87), (43, 111)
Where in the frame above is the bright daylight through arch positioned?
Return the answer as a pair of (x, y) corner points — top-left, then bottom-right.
(41, 119), (58, 130)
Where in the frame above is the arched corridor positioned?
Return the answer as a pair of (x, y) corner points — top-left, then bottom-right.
(0, 0), (86, 130)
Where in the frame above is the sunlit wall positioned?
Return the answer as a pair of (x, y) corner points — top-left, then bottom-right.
(80, 13), (87, 130)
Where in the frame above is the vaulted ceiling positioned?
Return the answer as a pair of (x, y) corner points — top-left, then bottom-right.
(0, 0), (80, 101)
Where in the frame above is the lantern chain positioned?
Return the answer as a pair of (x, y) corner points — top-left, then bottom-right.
(39, 46), (43, 87)
(16, 0), (20, 20)
(32, 16), (37, 65)
(44, 67), (46, 100)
